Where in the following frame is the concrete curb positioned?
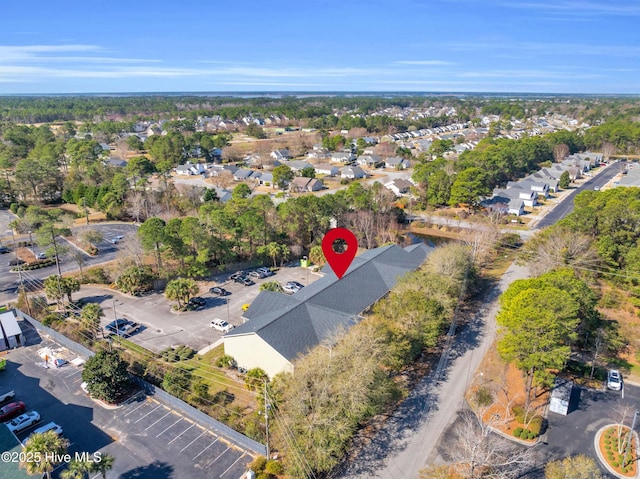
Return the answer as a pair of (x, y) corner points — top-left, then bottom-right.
(594, 425), (640, 479)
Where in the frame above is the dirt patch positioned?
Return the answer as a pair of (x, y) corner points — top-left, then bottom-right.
(467, 345), (549, 441)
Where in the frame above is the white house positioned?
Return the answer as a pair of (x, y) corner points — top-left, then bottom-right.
(341, 165), (366, 179)
(314, 163), (339, 177)
(384, 157), (410, 170)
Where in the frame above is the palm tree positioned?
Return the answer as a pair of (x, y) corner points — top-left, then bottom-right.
(60, 459), (90, 479)
(20, 430), (70, 479)
(165, 278), (198, 310)
(91, 453), (115, 479)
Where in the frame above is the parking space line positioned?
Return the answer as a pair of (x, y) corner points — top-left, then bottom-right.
(145, 411), (172, 430)
(205, 445), (230, 466)
(219, 452), (247, 478)
(192, 437), (219, 460)
(168, 423), (194, 444)
(134, 404), (162, 423)
(64, 369), (82, 379)
(123, 400), (149, 417)
(180, 430), (207, 453)
(156, 417), (183, 437)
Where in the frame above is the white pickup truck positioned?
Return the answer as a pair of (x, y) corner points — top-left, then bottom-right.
(0, 390), (16, 403)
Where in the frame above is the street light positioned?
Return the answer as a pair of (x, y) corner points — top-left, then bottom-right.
(302, 256), (309, 286)
(28, 230), (33, 250)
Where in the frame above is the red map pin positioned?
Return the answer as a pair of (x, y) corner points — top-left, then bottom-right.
(321, 228), (358, 279)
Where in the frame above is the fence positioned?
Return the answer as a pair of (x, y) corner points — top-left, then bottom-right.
(15, 308), (266, 456)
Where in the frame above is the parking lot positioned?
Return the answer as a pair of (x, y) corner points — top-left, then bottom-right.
(1, 322), (254, 479)
(77, 263), (320, 352)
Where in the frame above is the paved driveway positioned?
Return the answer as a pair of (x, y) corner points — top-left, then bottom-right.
(2, 322), (253, 479)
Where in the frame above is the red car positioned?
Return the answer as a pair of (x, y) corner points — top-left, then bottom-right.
(0, 401), (26, 421)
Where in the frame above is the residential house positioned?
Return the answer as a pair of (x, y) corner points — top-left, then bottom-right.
(233, 169), (255, 181)
(385, 179), (413, 196)
(254, 172), (273, 186)
(356, 154), (383, 168)
(290, 177), (324, 192)
(287, 160), (313, 173)
(306, 148), (329, 160)
(270, 150), (292, 161)
(528, 172), (560, 193)
(223, 243), (432, 377)
(105, 158), (128, 168)
(208, 164), (238, 177)
(492, 187), (537, 208)
(341, 165), (366, 179)
(314, 163), (339, 177)
(330, 152), (356, 163)
(384, 157), (410, 170)
(507, 179), (549, 199)
(175, 161), (205, 176)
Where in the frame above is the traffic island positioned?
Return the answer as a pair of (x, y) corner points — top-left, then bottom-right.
(595, 425), (640, 478)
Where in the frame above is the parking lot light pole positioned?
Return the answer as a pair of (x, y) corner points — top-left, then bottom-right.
(622, 409), (639, 468)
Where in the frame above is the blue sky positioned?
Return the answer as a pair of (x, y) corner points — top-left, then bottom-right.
(1, 0), (639, 94)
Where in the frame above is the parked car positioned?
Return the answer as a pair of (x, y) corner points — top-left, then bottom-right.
(0, 401), (26, 421)
(27, 422), (63, 440)
(209, 287), (230, 296)
(256, 267), (273, 277)
(594, 186), (601, 191)
(248, 271), (262, 279)
(6, 411), (40, 433)
(239, 277), (255, 287)
(0, 247), (10, 254)
(283, 281), (304, 294)
(608, 370), (623, 391)
(188, 297), (206, 311)
(105, 318), (140, 337)
(109, 235), (124, 244)
(0, 390), (15, 403)
(211, 318), (234, 333)
(8, 259), (25, 266)
(35, 252), (47, 260)
(230, 271), (244, 281)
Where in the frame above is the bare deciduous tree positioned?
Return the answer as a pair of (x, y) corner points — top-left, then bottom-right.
(553, 143), (570, 163)
(439, 410), (535, 479)
(602, 142), (616, 162)
(126, 191), (147, 224)
(612, 402), (635, 454)
(521, 227), (601, 276)
(465, 224), (500, 267)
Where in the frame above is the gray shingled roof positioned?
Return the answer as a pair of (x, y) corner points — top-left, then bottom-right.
(226, 243), (432, 362)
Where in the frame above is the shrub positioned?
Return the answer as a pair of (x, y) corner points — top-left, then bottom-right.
(179, 347), (195, 360)
(264, 460), (284, 475)
(257, 473), (274, 479)
(215, 355), (235, 368)
(527, 431), (536, 440)
(9, 203), (18, 214)
(249, 456), (267, 472)
(612, 462), (619, 468)
(512, 405), (525, 424)
(41, 314), (59, 327)
(474, 386), (493, 408)
(528, 415), (543, 435)
(513, 427), (523, 437)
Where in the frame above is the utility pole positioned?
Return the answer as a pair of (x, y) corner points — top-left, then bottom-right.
(263, 381), (270, 459)
(83, 197), (89, 225)
(10, 229), (31, 316)
(623, 409), (638, 468)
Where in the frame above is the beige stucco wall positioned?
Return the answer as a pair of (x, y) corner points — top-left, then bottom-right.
(224, 334), (293, 378)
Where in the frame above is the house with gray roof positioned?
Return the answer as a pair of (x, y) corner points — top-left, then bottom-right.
(290, 177), (324, 192)
(223, 243), (432, 377)
(357, 154), (383, 168)
(314, 163), (339, 177)
(270, 149), (291, 161)
(330, 152), (356, 163)
(385, 179), (413, 196)
(233, 169), (255, 181)
(287, 160), (313, 172)
(341, 165), (366, 179)
(384, 157), (410, 170)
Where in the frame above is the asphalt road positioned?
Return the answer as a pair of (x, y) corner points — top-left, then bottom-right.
(334, 262), (532, 479)
(535, 163), (625, 229)
(0, 222), (138, 305)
